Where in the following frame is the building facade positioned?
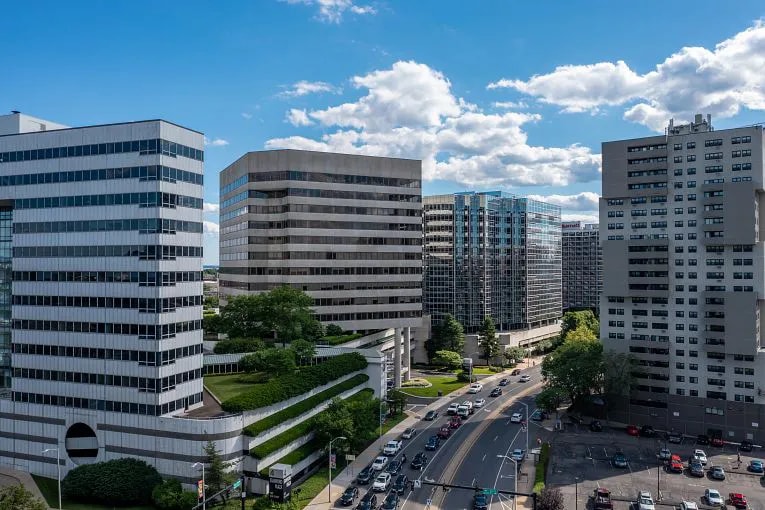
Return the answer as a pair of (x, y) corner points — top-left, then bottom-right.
(562, 221), (602, 310)
(601, 114), (765, 442)
(423, 191), (561, 333)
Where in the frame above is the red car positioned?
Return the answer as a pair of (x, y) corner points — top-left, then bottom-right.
(668, 460), (683, 473)
(729, 492), (748, 509)
(626, 425), (639, 436)
(711, 437), (725, 447)
(449, 417), (462, 429)
(437, 426), (451, 439)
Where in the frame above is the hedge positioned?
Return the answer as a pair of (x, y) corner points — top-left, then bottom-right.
(213, 337), (264, 354)
(62, 458), (162, 506)
(533, 442), (551, 493)
(243, 373), (369, 436)
(222, 352), (367, 412)
(319, 333), (363, 346)
(258, 440), (322, 476)
(250, 389), (373, 459)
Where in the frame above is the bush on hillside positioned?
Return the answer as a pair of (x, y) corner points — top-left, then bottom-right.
(213, 337), (265, 354)
(62, 458), (162, 506)
(152, 479), (199, 510)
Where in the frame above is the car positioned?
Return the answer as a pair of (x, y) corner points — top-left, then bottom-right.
(711, 436), (724, 447)
(658, 448), (671, 461)
(667, 432), (683, 444)
(519, 375), (531, 382)
(437, 426), (451, 439)
(449, 417), (462, 428)
(740, 440), (754, 452)
(626, 425), (639, 436)
(474, 398), (486, 408)
(385, 459), (403, 475)
(640, 425), (656, 438)
(748, 459), (764, 473)
(356, 492), (378, 510)
(473, 491), (488, 510)
(697, 434), (710, 445)
(340, 486), (360, 506)
(511, 369), (521, 376)
(510, 412), (523, 423)
(401, 428), (416, 440)
(689, 461), (705, 477)
(392, 474), (409, 495)
(410, 452), (428, 470)
(357, 465), (374, 484)
(533, 411), (549, 421)
(462, 400), (475, 414)
(705, 488), (723, 506)
(447, 403), (459, 415)
(693, 449), (708, 465)
(679, 501), (699, 510)
(667, 460), (683, 473)
(729, 493), (748, 509)
(457, 405), (470, 418)
(499, 378), (509, 386)
(381, 492), (399, 510)
(611, 453), (628, 468)
(468, 382), (483, 393)
(425, 435), (440, 451)
(510, 448), (526, 461)
(490, 387), (502, 397)
(424, 410), (438, 421)
(590, 420), (603, 432)
(637, 490), (655, 510)
(372, 472), (392, 492)
(593, 488), (613, 510)
(383, 440), (402, 456)
(709, 466), (725, 480)
(371, 456), (389, 471)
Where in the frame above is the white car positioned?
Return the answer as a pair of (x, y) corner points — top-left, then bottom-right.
(658, 448), (671, 461)
(373, 472), (392, 492)
(371, 456), (389, 471)
(704, 488), (723, 506)
(401, 428), (416, 440)
(474, 398), (486, 408)
(447, 403), (460, 415)
(468, 382), (483, 393)
(679, 502), (699, 510)
(510, 448), (525, 461)
(519, 375), (531, 383)
(693, 449), (708, 465)
(510, 412), (523, 423)
(383, 440), (402, 455)
(637, 490), (655, 510)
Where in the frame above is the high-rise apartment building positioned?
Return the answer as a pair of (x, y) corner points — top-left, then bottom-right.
(601, 114), (765, 442)
(218, 149), (422, 332)
(423, 191), (561, 333)
(562, 221), (602, 310)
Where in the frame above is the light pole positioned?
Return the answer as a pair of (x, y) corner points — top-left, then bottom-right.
(496, 455), (518, 510)
(42, 448), (61, 510)
(574, 476), (579, 510)
(192, 461), (206, 510)
(328, 436), (347, 503)
(379, 400), (387, 438)
(519, 401), (529, 455)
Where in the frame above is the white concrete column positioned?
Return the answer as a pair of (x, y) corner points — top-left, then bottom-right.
(403, 327), (411, 382)
(393, 328), (402, 388)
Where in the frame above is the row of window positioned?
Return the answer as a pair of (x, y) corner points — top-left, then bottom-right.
(628, 182), (667, 190)
(315, 310), (421, 322)
(15, 192), (202, 210)
(13, 244), (203, 259)
(223, 188), (423, 208)
(12, 319), (202, 339)
(219, 266), (422, 277)
(223, 233), (422, 246)
(628, 143), (667, 153)
(12, 271), (202, 285)
(0, 165), (202, 187)
(12, 294), (203, 312)
(0, 138), (203, 164)
(227, 250), (421, 261)
(628, 156), (667, 165)
(223, 170), (420, 190)
(12, 342), (203, 365)
(235, 281), (422, 292)
(224, 216), (423, 232)
(14, 218), (203, 235)
(235, 203), (422, 218)
(12, 391), (204, 417)
(13, 367), (202, 393)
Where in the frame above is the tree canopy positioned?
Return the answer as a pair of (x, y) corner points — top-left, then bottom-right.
(537, 486), (564, 510)
(427, 314), (465, 359)
(239, 347), (297, 376)
(541, 336), (603, 404)
(431, 350), (462, 369)
(478, 316), (500, 364)
(0, 485), (47, 510)
(560, 310), (599, 340)
(290, 339), (316, 366)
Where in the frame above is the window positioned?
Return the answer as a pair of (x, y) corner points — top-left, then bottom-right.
(688, 194), (696, 201)
(673, 156), (683, 163)
(687, 141), (696, 149)
(687, 154), (696, 162)
(687, 181), (696, 188)
(674, 220), (684, 227)
(705, 139), (723, 147)
(674, 169), (683, 176)
(687, 167), (696, 175)
(674, 143), (683, 150)
(607, 199), (624, 206)
(608, 210), (624, 217)
(676, 375), (685, 382)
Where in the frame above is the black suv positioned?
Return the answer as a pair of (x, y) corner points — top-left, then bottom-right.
(411, 452), (428, 470)
(357, 465), (374, 485)
(356, 492), (378, 510)
(696, 434), (710, 445)
(340, 486), (360, 506)
(381, 492), (399, 510)
(386, 459), (403, 475)
(393, 474), (409, 494)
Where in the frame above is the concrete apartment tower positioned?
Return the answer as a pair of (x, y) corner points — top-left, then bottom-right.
(562, 221), (602, 311)
(601, 114), (765, 442)
(218, 150), (423, 386)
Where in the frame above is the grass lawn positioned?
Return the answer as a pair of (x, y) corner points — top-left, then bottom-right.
(204, 373), (264, 401)
(381, 412), (407, 435)
(33, 475), (154, 510)
(401, 375), (467, 397)
(471, 366), (507, 375)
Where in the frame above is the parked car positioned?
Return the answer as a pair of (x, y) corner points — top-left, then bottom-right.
(490, 387), (502, 397)
(711, 436), (724, 447)
(437, 426), (451, 439)
(667, 459), (683, 473)
(740, 439), (754, 452)
(533, 411), (549, 421)
(425, 435), (440, 451)
(392, 474), (409, 495)
(371, 456), (389, 471)
(510, 412), (523, 423)
(356, 492), (378, 510)
(468, 382), (483, 393)
(410, 452), (428, 470)
(499, 378), (509, 386)
(704, 488), (723, 506)
(728, 493), (748, 509)
(679, 502), (699, 510)
(357, 465), (374, 484)
(612, 453), (628, 468)
(449, 417), (462, 428)
(697, 434), (710, 445)
(709, 466), (726, 480)
(381, 492), (399, 510)
(373, 473), (392, 492)
(401, 428), (416, 440)
(637, 490), (655, 510)
(626, 425), (639, 436)
(386, 460), (403, 475)
(447, 403), (459, 415)
(474, 398), (486, 408)
(593, 488), (613, 509)
(340, 486), (360, 506)
(658, 448), (671, 461)
(640, 425), (656, 438)
(667, 432), (683, 444)
(519, 375), (531, 382)
(383, 440), (402, 456)
(689, 461), (704, 477)
(510, 448), (526, 461)
(749, 459), (765, 473)
(511, 369), (521, 376)
(693, 449), (708, 465)
(424, 410), (438, 421)
(590, 420), (603, 432)
(473, 491), (488, 510)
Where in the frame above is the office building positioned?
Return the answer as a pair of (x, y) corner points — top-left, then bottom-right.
(601, 114), (765, 442)
(562, 221), (602, 310)
(423, 191), (561, 333)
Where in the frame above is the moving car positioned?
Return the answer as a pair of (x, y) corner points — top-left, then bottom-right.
(519, 375), (531, 382)
(340, 486), (360, 506)
(462, 400), (475, 414)
(679, 502), (699, 510)
(693, 449), (708, 465)
(510, 448), (526, 461)
(447, 403), (459, 415)
(372, 472), (392, 492)
(371, 456), (389, 471)
(357, 465), (374, 485)
(710, 466), (726, 480)
(385, 460), (403, 475)
(590, 420), (603, 432)
(356, 492), (378, 510)
(449, 417), (462, 428)
(689, 461), (704, 477)
(740, 439), (754, 452)
(510, 412), (523, 423)
(499, 378), (509, 386)
(637, 490), (655, 510)
(490, 387), (502, 397)
(640, 425), (656, 437)
(381, 492), (399, 510)
(626, 425), (639, 436)
(401, 428), (416, 440)
(468, 382), (483, 393)
(473, 491), (488, 510)
(658, 448), (671, 461)
(697, 434), (710, 445)
(511, 369), (521, 375)
(593, 488), (613, 510)
(667, 432), (683, 444)
(424, 410), (438, 421)
(729, 493), (748, 509)
(748, 459), (764, 473)
(437, 426), (451, 439)
(392, 474), (409, 495)
(474, 398), (486, 408)
(457, 405), (470, 418)
(425, 435), (440, 451)
(612, 452), (628, 468)
(410, 452), (428, 470)
(704, 488), (723, 506)
(383, 440), (402, 455)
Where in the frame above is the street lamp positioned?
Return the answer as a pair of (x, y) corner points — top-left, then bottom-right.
(574, 476), (579, 510)
(42, 448), (61, 510)
(519, 401), (529, 455)
(192, 462), (206, 510)
(379, 400), (386, 438)
(328, 436), (347, 503)
(496, 455), (518, 510)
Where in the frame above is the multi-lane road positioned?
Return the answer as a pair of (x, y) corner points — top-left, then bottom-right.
(343, 364), (544, 510)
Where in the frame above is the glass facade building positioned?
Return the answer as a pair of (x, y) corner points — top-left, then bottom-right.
(423, 191), (561, 333)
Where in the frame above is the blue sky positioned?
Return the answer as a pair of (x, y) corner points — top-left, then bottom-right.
(2, 1), (764, 265)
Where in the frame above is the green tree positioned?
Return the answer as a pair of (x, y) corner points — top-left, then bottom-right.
(560, 310), (599, 341)
(564, 325), (597, 342)
(477, 316), (500, 365)
(238, 352), (260, 374)
(537, 486), (564, 510)
(602, 351), (636, 398)
(431, 350), (462, 369)
(203, 313), (223, 335)
(0, 485), (47, 510)
(313, 398), (356, 449)
(386, 389), (407, 415)
(152, 479), (199, 510)
(503, 346), (527, 365)
(541, 337), (603, 404)
(219, 295), (269, 339)
(325, 324), (344, 337)
(247, 348), (297, 376)
(213, 337), (265, 354)
(259, 286), (319, 347)
(204, 296), (220, 309)
(290, 339), (316, 366)
(433, 314), (465, 354)
(348, 397), (381, 448)
(203, 441), (232, 493)
(62, 458), (162, 506)
(535, 386), (567, 413)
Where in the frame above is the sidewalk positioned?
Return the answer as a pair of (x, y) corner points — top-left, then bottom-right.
(304, 361), (541, 509)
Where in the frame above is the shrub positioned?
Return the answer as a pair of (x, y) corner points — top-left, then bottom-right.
(62, 458), (162, 506)
(244, 374), (369, 436)
(213, 337), (265, 354)
(152, 479), (199, 510)
(319, 333), (363, 346)
(533, 442), (551, 493)
(325, 324), (345, 337)
(456, 370), (471, 382)
(222, 353), (368, 412)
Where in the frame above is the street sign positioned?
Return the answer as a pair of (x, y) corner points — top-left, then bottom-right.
(330, 453), (336, 469)
(414, 480), (422, 489)
(232, 479), (241, 489)
(426, 498), (432, 505)
(482, 488), (498, 495)
(346, 454), (356, 461)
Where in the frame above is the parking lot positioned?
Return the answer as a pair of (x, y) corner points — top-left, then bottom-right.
(548, 422), (765, 508)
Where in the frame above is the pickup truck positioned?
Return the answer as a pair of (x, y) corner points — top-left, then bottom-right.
(383, 440), (402, 456)
(593, 488), (613, 509)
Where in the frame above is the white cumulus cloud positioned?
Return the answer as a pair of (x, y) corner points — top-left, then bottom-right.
(527, 191), (600, 211)
(280, 80), (341, 98)
(266, 61), (601, 188)
(492, 100), (529, 109)
(561, 213), (600, 225)
(204, 221), (220, 234)
(204, 137), (229, 147)
(203, 202), (220, 213)
(488, 22), (765, 131)
(286, 108), (314, 126)
(282, 0), (376, 23)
